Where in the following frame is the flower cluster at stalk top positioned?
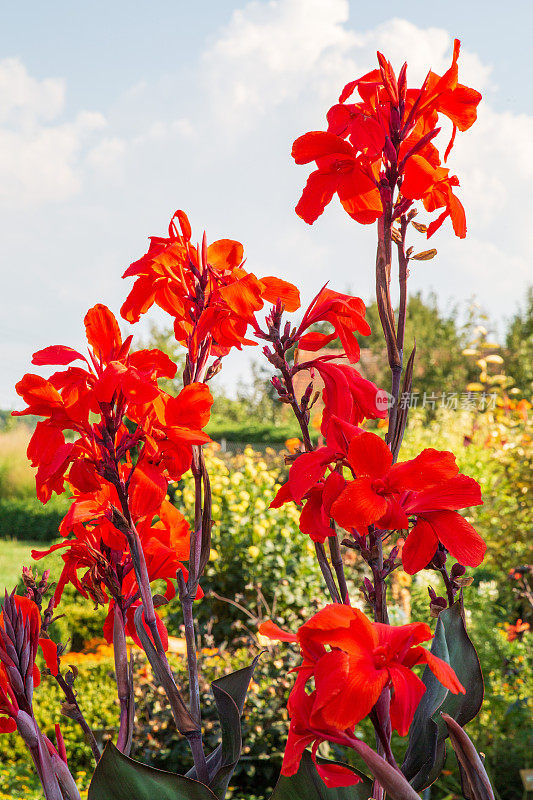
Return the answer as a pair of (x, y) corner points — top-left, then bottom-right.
(121, 209), (300, 361)
(292, 39), (481, 236)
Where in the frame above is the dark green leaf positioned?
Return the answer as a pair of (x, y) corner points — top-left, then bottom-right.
(186, 656), (260, 798)
(270, 751), (372, 800)
(402, 599), (484, 791)
(88, 742), (217, 800)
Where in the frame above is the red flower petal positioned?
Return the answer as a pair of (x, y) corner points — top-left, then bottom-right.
(207, 239), (244, 270)
(388, 448), (457, 492)
(405, 474), (482, 514)
(419, 511), (486, 568)
(413, 647), (465, 695)
(295, 169), (337, 224)
(258, 620), (297, 642)
(331, 477), (388, 530)
(401, 519), (439, 574)
(388, 664), (426, 736)
(288, 448), (334, 504)
(84, 304), (122, 362)
(292, 132), (354, 164)
(347, 431), (392, 478)
(32, 346), (85, 366)
(259, 277), (301, 312)
(38, 638), (59, 676)
(129, 462), (167, 519)
(401, 155), (437, 199)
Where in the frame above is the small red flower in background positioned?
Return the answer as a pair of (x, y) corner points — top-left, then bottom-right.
(293, 39), (481, 237)
(330, 431), (485, 572)
(260, 604), (464, 787)
(121, 210), (300, 362)
(504, 619), (530, 642)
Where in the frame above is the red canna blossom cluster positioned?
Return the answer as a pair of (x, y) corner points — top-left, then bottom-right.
(330, 431), (486, 574)
(260, 605), (464, 786)
(292, 39), (481, 237)
(14, 303), (212, 503)
(268, 322), (485, 573)
(259, 41), (487, 792)
(121, 209), (300, 373)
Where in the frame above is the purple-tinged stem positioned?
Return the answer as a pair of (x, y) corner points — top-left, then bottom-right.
(114, 603), (134, 755)
(53, 670), (101, 763)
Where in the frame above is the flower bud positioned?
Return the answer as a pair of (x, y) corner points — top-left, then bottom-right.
(451, 563), (466, 578)
(431, 549), (447, 568)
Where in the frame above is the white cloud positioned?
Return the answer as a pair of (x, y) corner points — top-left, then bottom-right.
(0, 58), (65, 126)
(0, 59), (107, 206)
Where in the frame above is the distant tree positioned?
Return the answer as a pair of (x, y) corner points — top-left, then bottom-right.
(361, 292), (474, 398)
(505, 287), (533, 393)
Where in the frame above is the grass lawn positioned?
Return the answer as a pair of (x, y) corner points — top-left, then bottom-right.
(0, 538), (62, 591)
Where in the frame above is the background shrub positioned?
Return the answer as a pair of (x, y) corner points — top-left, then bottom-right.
(0, 496), (68, 542)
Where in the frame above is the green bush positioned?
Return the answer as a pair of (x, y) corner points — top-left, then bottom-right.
(205, 417), (317, 445)
(169, 447), (330, 643)
(0, 496), (68, 542)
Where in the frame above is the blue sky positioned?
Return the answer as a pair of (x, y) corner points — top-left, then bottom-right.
(1, 0), (532, 406)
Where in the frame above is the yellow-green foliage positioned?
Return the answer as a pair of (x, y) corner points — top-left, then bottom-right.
(0, 428), (35, 500)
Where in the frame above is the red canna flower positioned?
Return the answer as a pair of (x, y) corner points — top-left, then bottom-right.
(291, 132), (382, 225)
(121, 210), (300, 362)
(270, 361), (386, 543)
(14, 304), (213, 503)
(260, 604), (464, 786)
(293, 39), (481, 237)
(330, 431), (485, 571)
(295, 285), (372, 363)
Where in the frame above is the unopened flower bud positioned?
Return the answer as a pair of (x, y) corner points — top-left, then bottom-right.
(450, 563), (466, 578)
(205, 358), (222, 381)
(383, 136), (397, 165)
(431, 550), (447, 568)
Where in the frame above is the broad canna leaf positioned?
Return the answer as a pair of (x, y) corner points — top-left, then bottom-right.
(402, 599), (484, 791)
(87, 742), (217, 800)
(186, 656), (260, 798)
(270, 750), (372, 800)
